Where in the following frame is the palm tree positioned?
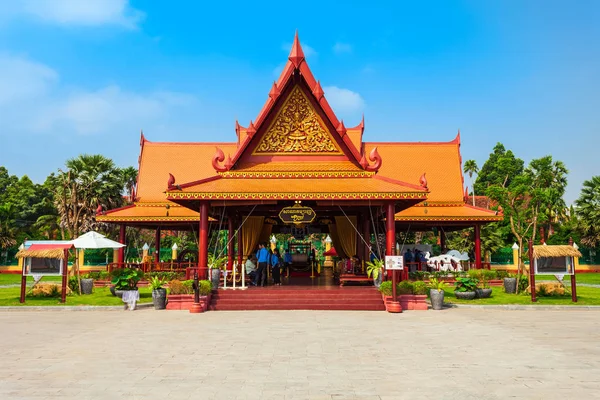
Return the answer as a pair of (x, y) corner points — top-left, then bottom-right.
(0, 204), (17, 249)
(576, 176), (600, 248)
(120, 166), (138, 203)
(463, 160), (479, 206)
(54, 154), (124, 240)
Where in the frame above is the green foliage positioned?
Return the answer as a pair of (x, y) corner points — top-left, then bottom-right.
(168, 280), (194, 295)
(110, 268), (143, 290)
(494, 270), (510, 280)
(575, 176), (600, 248)
(145, 271), (184, 281)
(468, 269), (496, 288)
(83, 271), (109, 280)
(199, 280), (212, 296)
(474, 143), (524, 194)
(428, 277), (447, 293)
(517, 274), (529, 292)
(208, 253), (228, 270)
(412, 281), (428, 295)
(397, 281), (414, 295)
(454, 277), (478, 293)
(149, 276), (167, 291)
(378, 281), (393, 296)
(68, 276), (79, 292)
(409, 271), (430, 281)
(366, 258), (384, 280)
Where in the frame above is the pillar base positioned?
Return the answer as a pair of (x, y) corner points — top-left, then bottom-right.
(387, 301), (402, 313)
(189, 302), (204, 313)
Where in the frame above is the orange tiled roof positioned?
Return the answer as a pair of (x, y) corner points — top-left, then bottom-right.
(395, 204), (502, 222)
(95, 203), (205, 223)
(364, 135), (464, 203)
(167, 175), (427, 201)
(136, 138), (237, 202)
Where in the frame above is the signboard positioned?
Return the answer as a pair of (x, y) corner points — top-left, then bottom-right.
(385, 255), (404, 270)
(279, 205), (316, 225)
(25, 257), (63, 276)
(534, 256), (575, 275)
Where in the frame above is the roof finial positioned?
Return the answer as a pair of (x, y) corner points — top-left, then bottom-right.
(289, 31), (305, 68)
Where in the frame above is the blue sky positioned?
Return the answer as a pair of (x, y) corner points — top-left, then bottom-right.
(0, 0), (598, 204)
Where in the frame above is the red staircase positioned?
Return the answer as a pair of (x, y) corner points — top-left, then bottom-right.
(209, 287), (385, 311)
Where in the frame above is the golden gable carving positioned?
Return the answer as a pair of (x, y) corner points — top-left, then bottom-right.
(253, 86), (342, 155)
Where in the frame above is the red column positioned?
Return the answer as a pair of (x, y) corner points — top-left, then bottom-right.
(198, 202), (209, 279)
(61, 249), (68, 303)
(154, 227), (161, 263)
(237, 218), (243, 268)
(440, 228), (446, 254)
(569, 237), (577, 302)
(386, 202), (396, 256)
(227, 217), (234, 270)
(529, 239), (536, 302)
(474, 224), (482, 269)
(118, 224), (126, 264)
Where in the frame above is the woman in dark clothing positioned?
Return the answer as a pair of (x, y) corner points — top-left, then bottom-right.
(271, 249), (281, 286)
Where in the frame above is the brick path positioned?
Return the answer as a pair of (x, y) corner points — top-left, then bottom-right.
(1, 309), (599, 399)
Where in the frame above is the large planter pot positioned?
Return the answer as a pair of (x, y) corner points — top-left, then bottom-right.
(210, 269), (221, 290)
(430, 289), (445, 310)
(80, 278), (94, 295)
(109, 285), (116, 296)
(373, 270), (383, 288)
(504, 277), (517, 294)
(152, 288), (167, 310)
(455, 291), (476, 300)
(475, 288), (493, 299)
(165, 294), (195, 310)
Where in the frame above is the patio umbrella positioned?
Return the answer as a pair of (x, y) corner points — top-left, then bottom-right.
(72, 231), (125, 249)
(323, 247), (338, 257)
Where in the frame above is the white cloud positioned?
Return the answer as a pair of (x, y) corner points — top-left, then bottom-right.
(3, 0), (144, 29)
(281, 42), (317, 58)
(0, 54), (58, 104)
(323, 86), (365, 116)
(0, 54), (198, 137)
(333, 42), (352, 54)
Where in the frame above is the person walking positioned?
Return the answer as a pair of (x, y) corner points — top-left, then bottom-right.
(271, 249), (281, 286)
(255, 243), (269, 287)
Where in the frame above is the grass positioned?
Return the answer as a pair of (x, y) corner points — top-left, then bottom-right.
(0, 286), (153, 307)
(0, 274), (62, 285)
(536, 273), (600, 285)
(442, 285), (600, 306)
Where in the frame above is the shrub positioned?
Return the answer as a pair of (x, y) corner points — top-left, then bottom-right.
(530, 282), (566, 297)
(199, 280), (212, 296)
(168, 279), (194, 295)
(146, 271), (184, 281)
(397, 281), (414, 295)
(378, 281), (393, 296)
(31, 283), (71, 297)
(409, 271), (429, 281)
(412, 281), (428, 295)
(517, 275), (529, 292)
(455, 277), (478, 292)
(495, 270), (510, 280)
(110, 268), (143, 290)
(68, 276), (79, 292)
(428, 277), (447, 293)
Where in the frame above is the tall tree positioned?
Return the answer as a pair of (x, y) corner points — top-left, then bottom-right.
(575, 176), (600, 248)
(463, 159), (479, 206)
(0, 204), (17, 249)
(474, 143), (524, 194)
(53, 154), (125, 240)
(120, 166), (138, 203)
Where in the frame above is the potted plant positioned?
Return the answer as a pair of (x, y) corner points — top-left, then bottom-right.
(150, 276), (168, 310)
(110, 268), (144, 298)
(166, 279), (194, 310)
(475, 270), (493, 298)
(80, 273), (94, 295)
(428, 277), (447, 310)
(208, 254), (228, 290)
(454, 277), (478, 300)
(199, 280), (213, 311)
(366, 258), (384, 288)
(503, 273), (517, 294)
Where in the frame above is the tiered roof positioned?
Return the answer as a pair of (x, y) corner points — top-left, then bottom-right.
(97, 33), (500, 225)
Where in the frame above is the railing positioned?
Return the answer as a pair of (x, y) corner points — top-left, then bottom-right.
(107, 262), (196, 273)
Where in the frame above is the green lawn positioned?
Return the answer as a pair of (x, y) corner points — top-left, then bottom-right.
(536, 273), (600, 285)
(0, 274), (62, 285)
(443, 285), (600, 306)
(0, 286), (153, 307)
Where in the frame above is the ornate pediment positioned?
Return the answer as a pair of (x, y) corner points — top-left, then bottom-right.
(252, 85), (343, 155)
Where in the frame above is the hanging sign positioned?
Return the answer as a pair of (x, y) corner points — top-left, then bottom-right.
(279, 205), (316, 225)
(385, 256), (404, 270)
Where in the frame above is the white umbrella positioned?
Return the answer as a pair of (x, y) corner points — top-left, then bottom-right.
(72, 231), (125, 249)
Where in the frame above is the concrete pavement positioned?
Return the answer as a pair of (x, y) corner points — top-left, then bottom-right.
(1, 309), (599, 399)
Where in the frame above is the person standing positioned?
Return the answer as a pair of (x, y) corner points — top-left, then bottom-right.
(284, 249), (292, 279)
(255, 243), (269, 287)
(271, 249), (281, 286)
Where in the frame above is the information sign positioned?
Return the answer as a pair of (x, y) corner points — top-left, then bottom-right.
(534, 256), (575, 275)
(385, 255), (404, 270)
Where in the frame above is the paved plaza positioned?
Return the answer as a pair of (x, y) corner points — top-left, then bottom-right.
(1, 309), (599, 399)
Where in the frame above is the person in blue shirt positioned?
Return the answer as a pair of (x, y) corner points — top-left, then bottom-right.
(284, 250), (292, 278)
(271, 249), (281, 286)
(255, 242), (269, 287)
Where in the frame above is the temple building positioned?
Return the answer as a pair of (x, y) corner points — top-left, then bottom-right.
(96, 33), (501, 277)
